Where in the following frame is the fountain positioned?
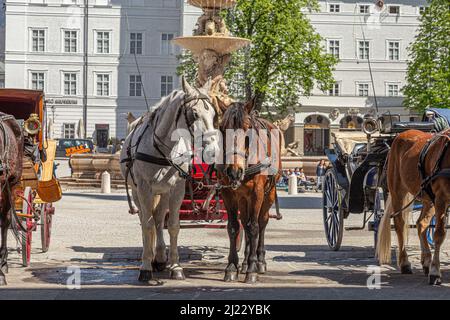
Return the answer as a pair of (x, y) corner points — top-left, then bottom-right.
(173, 0), (250, 111)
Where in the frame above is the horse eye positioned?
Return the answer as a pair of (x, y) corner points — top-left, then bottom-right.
(193, 110), (200, 119)
(204, 103), (209, 111)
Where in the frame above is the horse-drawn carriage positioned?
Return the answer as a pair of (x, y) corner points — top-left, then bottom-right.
(0, 89), (62, 267)
(322, 110), (449, 251)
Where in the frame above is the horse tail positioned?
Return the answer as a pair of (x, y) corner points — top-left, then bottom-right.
(376, 193), (393, 265)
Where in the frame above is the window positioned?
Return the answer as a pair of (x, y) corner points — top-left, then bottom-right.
(357, 83), (369, 96)
(130, 32), (142, 55)
(64, 30), (77, 53)
(329, 4), (340, 13)
(64, 73), (77, 95)
(63, 123), (76, 139)
(328, 40), (340, 58)
(387, 84), (399, 96)
(328, 83), (340, 96)
(160, 75), (173, 97)
(31, 29), (45, 52)
(419, 6), (426, 14)
(161, 33), (174, 55)
(359, 5), (370, 14)
(31, 72), (45, 90)
(389, 5), (400, 14)
(358, 41), (370, 60)
(96, 74), (110, 96)
(388, 41), (400, 60)
(96, 31), (110, 53)
(129, 75), (142, 97)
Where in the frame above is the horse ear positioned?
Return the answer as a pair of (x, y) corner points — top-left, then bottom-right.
(181, 75), (196, 96)
(127, 112), (136, 124)
(244, 96), (257, 113)
(200, 77), (213, 94)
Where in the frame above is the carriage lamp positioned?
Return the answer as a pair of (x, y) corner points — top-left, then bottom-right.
(362, 117), (379, 136)
(24, 113), (41, 136)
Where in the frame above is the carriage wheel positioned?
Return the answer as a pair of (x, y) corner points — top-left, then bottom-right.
(20, 187), (33, 267)
(323, 169), (344, 251)
(373, 187), (385, 249)
(41, 203), (53, 253)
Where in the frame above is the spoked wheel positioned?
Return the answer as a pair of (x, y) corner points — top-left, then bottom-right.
(41, 203), (54, 253)
(19, 187), (34, 267)
(373, 187), (385, 250)
(323, 170), (344, 251)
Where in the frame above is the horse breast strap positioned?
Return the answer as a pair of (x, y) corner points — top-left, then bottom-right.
(418, 130), (450, 201)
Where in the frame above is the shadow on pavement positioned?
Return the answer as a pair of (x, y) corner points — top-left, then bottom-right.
(62, 193), (127, 201)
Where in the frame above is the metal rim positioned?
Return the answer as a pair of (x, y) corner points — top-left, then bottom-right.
(323, 170), (344, 251)
(21, 187), (33, 267)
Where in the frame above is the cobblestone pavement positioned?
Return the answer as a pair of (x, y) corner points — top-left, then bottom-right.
(1, 191), (450, 299)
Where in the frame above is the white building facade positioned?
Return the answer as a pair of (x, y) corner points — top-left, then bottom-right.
(4, 0), (427, 147)
(289, 0), (428, 156)
(5, 0), (182, 141)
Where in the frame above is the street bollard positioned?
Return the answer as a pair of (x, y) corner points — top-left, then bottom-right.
(288, 174), (298, 195)
(101, 171), (111, 194)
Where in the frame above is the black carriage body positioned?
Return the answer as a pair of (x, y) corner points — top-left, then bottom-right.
(325, 136), (393, 216)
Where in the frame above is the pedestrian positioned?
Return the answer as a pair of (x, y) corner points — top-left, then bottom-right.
(316, 159), (326, 191)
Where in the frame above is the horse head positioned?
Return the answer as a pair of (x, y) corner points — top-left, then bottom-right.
(219, 97), (257, 188)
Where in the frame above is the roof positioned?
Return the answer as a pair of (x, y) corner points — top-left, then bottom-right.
(0, 89), (44, 120)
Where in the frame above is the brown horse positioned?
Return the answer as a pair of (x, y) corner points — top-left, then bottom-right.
(217, 98), (281, 283)
(377, 129), (450, 285)
(0, 113), (23, 286)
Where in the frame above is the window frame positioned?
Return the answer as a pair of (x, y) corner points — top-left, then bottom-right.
(359, 4), (370, 14)
(328, 82), (341, 96)
(95, 30), (111, 54)
(329, 3), (341, 13)
(388, 5), (400, 15)
(95, 73), (111, 96)
(356, 82), (370, 97)
(387, 40), (400, 61)
(30, 71), (46, 91)
(63, 123), (76, 139)
(160, 75), (174, 97)
(327, 39), (341, 59)
(63, 29), (78, 53)
(30, 28), (46, 52)
(129, 32), (143, 55)
(386, 82), (401, 97)
(160, 33), (175, 55)
(129, 74), (143, 97)
(357, 40), (370, 60)
(63, 72), (78, 96)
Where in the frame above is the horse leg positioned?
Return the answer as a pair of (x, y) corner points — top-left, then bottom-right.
(256, 205), (270, 274)
(223, 192), (240, 282)
(244, 192), (264, 284)
(416, 201), (434, 276)
(152, 194), (168, 272)
(0, 208), (10, 286)
(167, 181), (185, 280)
(392, 194), (414, 274)
(241, 231), (250, 274)
(429, 200), (447, 285)
(136, 186), (156, 282)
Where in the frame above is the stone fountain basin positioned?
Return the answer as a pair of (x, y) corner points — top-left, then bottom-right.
(173, 36), (250, 56)
(188, 0), (236, 9)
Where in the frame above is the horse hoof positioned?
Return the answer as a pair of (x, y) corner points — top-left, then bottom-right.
(244, 273), (258, 284)
(138, 270), (153, 282)
(170, 269), (185, 280)
(0, 277), (7, 286)
(401, 265), (413, 274)
(152, 260), (167, 272)
(257, 263), (267, 274)
(423, 266), (430, 276)
(240, 264), (248, 274)
(429, 275), (442, 286)
(224, 271), (238, 282)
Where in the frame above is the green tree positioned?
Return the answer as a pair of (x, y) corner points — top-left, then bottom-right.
(403, 0), (450, 113)
(177, 0), (337, 114)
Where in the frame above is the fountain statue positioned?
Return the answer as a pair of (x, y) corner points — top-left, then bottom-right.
(173, 0), (251, 119)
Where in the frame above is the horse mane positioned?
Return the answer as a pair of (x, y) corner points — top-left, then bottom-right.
(220, 102), (252, 131)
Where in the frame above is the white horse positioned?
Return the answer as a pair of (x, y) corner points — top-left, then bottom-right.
(120, 77), (218, 282)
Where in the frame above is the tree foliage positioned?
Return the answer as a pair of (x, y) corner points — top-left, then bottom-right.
(403, 0), (450, 113)
(178, 0), (337, 114)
